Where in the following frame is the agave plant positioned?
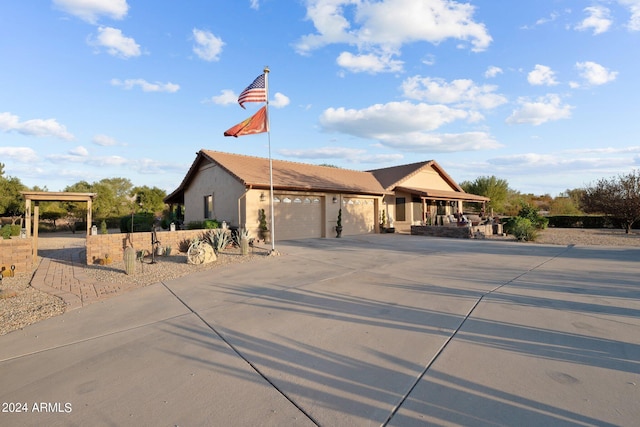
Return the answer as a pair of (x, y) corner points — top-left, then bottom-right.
(205, 228), (231, 253)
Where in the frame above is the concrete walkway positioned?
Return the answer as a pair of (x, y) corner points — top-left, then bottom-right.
(1, 234), (639, 426)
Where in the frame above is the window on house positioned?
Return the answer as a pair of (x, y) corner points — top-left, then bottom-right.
(204, 195), (214, 219)
(396, 197), (406, 221)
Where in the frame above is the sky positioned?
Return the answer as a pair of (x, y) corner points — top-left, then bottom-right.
(1, 0), (639, 197)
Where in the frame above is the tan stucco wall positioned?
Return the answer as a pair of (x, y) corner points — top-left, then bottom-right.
(183, 163), (246, 226)
(401, 168), (455, 191)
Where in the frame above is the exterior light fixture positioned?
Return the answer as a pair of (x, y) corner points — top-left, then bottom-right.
(260, 192), (266, 202)
(332, 196), (338, 203)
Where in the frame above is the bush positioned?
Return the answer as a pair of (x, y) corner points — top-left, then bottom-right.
(1, 224), (21, 239)
(203, 219), (220, 229)
(186, 221), (204, 230)
(120, 213), (154, 233)
(518, 204), (548, 230)
(508, 217), (539, 242)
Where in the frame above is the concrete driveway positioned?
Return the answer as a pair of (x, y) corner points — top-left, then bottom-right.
(1, 234), (638, 426)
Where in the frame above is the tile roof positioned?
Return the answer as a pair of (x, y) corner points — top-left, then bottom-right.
(165, 150), (388, 204)
(165, 150), (488, 205)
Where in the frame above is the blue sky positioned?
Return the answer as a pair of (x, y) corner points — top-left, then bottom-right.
(1, 0), (639, 196)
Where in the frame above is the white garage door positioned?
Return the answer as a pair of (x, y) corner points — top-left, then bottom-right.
(273, 195), (323, 240)
(343, 198), (376, 236)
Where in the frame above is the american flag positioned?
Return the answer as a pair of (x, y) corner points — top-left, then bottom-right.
(238, 74), (266, 108)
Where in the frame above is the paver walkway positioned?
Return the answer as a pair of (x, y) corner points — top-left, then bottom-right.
(31, 245), (131, 310)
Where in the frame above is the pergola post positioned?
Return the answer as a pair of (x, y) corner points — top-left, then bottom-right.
(20, 191), (97, 265)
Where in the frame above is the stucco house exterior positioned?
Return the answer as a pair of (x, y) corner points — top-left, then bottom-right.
(164, 150), (489, 240)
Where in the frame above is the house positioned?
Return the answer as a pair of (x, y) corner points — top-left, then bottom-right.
(164, 150), (489, 240)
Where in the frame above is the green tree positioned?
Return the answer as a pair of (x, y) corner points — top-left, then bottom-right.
(460, 175), (511, 214)
(582, 170), (640, 233)
(549, 189), (584, 215)
(131, 185), (167, 215)
(0, 163), (27, 222)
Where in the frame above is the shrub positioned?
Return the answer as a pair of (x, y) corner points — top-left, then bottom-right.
(509, 217), (539, 242)
(203, 219), (220, 229)
(186, 221), (204, 230)
(120, 213), (154, 233)
(518, 204), (548, 230)
(1, 224), (21, 239)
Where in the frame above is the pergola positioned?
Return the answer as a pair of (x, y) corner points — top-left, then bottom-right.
(21, 191), (98, 264)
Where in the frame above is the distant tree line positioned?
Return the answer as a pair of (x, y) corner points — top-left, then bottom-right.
(0, 163), (168, 231)
(460, 170), (640, 233)
(2, 163), (639, 233)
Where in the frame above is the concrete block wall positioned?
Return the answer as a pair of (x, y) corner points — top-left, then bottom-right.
(0, 238), (32, 274)
(86, 230), (207, 264)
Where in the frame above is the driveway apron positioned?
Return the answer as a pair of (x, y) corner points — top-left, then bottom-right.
(1, 235), (638, 426)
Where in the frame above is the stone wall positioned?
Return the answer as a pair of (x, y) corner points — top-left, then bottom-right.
(86, 230), (208, 265)
(411, 223), (499, 239)
(0, 237), (32, 274)
(411, 225), (472, 239)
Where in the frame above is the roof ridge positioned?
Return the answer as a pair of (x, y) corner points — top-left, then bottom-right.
(201, 149), (374, 174)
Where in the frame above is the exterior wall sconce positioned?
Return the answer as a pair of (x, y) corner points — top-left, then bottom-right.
(332, 196), (338, 203)
(260, 192), (266, 202)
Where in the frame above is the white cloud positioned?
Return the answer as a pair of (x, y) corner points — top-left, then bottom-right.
(506, 94), (573, 126)
(527, 64), (558, 86)
(0, 112), (74, 140)
(381, 131), (501, 152)
(0, 147), (39, 162)
(575, 6), (612, 35)
(271, 92), (290, 108)
(484, 66), (503, 78)
(69, 146), (89, 156)
(91, 26), (141, 58)
(249, 0), (260, 10)
(53, 0), (129, 24)
(336, 51), (403, 73)
(401, 76), (507, 109)
(92, 134), (122, 146)
(192, 29), (224, 62)
(211, 89), (238, 105)
(279, 147), (404, 163)
(111, 78), (180, 93)
(575, 61), (618, 86)
(320, 101), (470, 137)
(295, 0), (491, 73)
(318, 101), (500, 152)
(618, 0), (640, 31)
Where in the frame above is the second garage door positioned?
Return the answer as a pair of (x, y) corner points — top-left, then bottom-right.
(273, 195), (323, 240)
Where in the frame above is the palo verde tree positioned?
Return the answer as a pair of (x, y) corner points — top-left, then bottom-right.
(581, 170), (640, 233)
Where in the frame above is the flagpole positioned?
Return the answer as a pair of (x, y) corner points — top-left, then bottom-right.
(264, 66), (276, 254)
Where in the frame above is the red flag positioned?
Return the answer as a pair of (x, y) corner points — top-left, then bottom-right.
(238, 74), (266, 109)
(224, 106), (268, 137)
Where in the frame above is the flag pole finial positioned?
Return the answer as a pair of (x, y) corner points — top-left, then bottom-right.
(264, 66), (270, 74)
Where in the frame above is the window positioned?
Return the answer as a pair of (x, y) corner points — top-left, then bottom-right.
(396, 197), (406, 221)
(204, 195), (214, 219)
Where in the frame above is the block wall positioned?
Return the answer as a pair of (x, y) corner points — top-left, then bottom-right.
(0, 238), (33, 274)
(86, 230), (207, 264)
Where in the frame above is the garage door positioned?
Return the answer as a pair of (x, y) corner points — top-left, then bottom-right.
(343, 198), (376, 236)
(273, 195), (323, 240)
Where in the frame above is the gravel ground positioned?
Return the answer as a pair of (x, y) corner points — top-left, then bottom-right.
(1, 228), (638, 336)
